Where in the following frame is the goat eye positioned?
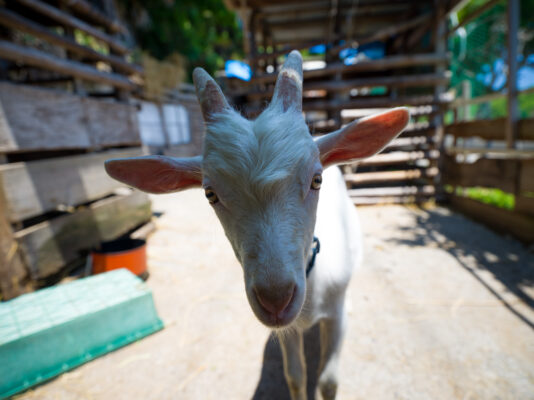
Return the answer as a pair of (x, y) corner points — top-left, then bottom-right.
(204, 188), (219, 204)
(311, 174), (322, 190)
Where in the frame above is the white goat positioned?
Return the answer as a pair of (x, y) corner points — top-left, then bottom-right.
(105, 50), (409, 400)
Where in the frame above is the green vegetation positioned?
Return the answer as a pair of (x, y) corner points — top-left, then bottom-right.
(117, 0), (243, 78)
(447, 186), (516, 210)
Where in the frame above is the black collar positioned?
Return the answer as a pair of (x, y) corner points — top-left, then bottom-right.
(306, 237), (320, 278)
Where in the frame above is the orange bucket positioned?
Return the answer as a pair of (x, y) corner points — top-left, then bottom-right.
(92, 238), (147, 277)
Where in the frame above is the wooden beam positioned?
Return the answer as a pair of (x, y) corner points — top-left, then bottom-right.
(448, 0), (503, 37)
(244, 53), (449, 85)
(449, 195), (534, 243)
(0, 81), (140, 153)
(446, 118), (534, 141)
(345, 167), (438, 184)
(0, 8), (142, 76)
(301, 94), (450, 111)
(14, 191), (152, 279)
(0, 40), (137, 90)
(349, 185), (435, 197)
(61, 0), (127, 34)
(358, 150), (439, 167)
(17, 0), (129, 55)
(0, 148), (142, 223)
(442, 155), (520, 193)
(506, 0), (519, 148)
(353, 195), (433, 205)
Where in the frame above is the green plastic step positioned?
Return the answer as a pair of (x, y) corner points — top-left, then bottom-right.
(0, 269), (164, 399)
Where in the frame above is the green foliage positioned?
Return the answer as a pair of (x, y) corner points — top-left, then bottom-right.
(118, 0), (243, 79)
(456, 187), (515, 210)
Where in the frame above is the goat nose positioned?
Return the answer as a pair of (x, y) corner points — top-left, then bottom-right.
(254, 283), (295, 316)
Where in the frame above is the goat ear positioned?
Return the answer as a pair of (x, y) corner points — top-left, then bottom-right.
(193, 67), (231, 121)
(105, 155), (202, 194)
(271, 50), (303, 112)
(316, 108), (410, 167)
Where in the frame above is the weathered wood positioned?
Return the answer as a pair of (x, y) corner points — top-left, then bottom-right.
(243, 53), (449, 85)
(244, 72), (450, 100)
(17, 0), (129, 55)
(449, 194), (534, 243)
(0, 194), (33, 300)
(446, 118), (534, 141)
(358, 150), (439, 167)
(300, 95), (449, 112)
(353, 195), (433, 205)
(506, 0), (520, 148)
(0, 41), (136, 90)
(0, 82), (141, 152)
(386, 136), (433, 150)
(0, 148), (142, 223)
(515, 196), (534, 216)
(0, 9), (142, 75)
(14, 191), (152, 279)
(345, 167), (438, 185)
(61, 0), (127, 34)
(349, 185), (435, 197)
(519, 159), (534, 193)
(442, 156), (520, 193)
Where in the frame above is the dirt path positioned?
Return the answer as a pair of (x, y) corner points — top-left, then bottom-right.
(17, 190), (534, 400)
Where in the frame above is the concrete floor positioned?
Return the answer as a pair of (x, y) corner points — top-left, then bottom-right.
(16, 189), (534, 400)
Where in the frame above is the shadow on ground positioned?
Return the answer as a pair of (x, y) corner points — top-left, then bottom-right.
(252, 324), (321, 400)
(390, 206), (534, 330)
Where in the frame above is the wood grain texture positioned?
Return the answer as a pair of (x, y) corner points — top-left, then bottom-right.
(0, 148), (142, 223)
(14, 191), (151, 279)
(0, 82), (141, 152)
(449, 195), (534, 243)
(446, 118), (534, 141)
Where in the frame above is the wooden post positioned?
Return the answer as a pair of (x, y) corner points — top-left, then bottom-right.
(506, 0), (519, 149)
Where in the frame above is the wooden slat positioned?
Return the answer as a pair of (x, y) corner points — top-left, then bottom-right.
(349, 185), (435, 197)
(0, 195), (33, 300)
(0, 40), (136, 90)
(301, 95), (449, 112)
(358, 150), (439, 167)
(62, 0), (127, 34)
(17, 0), (129, 55)
(448, 0), (502, 36)
(449, 195), (534, 243)
(445, 118), (534, 141)
(519, 159), (534, 192)
(442, 156), (520, 193)
(14, 190), (152, 279)
(515, 196), (534, 216)
(0, 9), (142, 75)
(386, 136), (433, 150)
(0, 82), (140, 152)
(345, 167), (438, 185)
(0, 148), (142, 223)
(353, 195), (432, 205)
(242, 53), (449, 85)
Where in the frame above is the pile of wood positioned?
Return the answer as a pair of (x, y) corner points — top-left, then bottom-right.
(0, 0), (151, 300)
(222, 0), (460, 205)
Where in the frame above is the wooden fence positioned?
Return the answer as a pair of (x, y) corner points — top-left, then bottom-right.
(0, 0), (151, 300)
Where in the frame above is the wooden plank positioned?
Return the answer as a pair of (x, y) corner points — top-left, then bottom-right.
(506, 0), (520, 148)
(345, 167), (438, 185)
(449, 194), (534, 243)
(387, 136), (433, 150)
(0, 40), (136, 90)
(301, 95), (449, 112)
(442, 156), (520, 193)
(0, 148), (142, 223)
(0, 82), (141, 152)
(519, 159), (534, 193)
(358, 150), (439, 167)
(0, 9), (142, 75)
(515, 196), (534, 216)
(446, 118), (534, 141)
(0, 194), (33, 300)
(62, 0), (127, 34)
(17, 0), (129, 55)
(349, 185), (435, 197)
(242, 53), (449, 85)
(14, 191), (152, 279)
(353, 195), (432, 205)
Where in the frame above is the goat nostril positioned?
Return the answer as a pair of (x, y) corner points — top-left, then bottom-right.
(255, 284), (295, 316)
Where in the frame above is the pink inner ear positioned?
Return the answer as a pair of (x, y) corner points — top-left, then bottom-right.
(105, 156), (202, 194)
(319, 108), (409, 167)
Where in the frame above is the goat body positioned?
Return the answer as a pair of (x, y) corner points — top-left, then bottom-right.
(105, 50), (408, 400)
